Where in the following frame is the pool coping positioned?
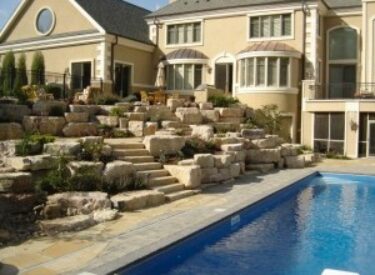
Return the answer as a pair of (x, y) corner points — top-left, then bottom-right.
(77, 169), (319, 275)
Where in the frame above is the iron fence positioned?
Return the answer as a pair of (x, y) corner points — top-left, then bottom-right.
(0, 69), (103, 99)
(312, 83), (375, 100)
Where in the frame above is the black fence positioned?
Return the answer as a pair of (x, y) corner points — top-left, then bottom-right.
(313, 83), (375, 100)
(0, 69), (103, 99)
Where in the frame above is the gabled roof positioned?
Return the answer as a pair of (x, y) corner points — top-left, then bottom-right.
(0, 0), (152, 45)
(75, 0), (152, 44)
(147, 0), (362, 18)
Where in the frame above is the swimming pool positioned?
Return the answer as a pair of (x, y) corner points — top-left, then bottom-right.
(119, 173), (375, 275)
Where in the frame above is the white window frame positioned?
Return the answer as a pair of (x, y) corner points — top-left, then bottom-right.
(34, 6), (56, 36)
(165, 62), (205, 92)
(165, 20), (204, 48)
(247, 11), (294, 42)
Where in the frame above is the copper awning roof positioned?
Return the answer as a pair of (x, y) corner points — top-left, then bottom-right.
(164, 49), (208, 60)
(239, 41), (300, 55)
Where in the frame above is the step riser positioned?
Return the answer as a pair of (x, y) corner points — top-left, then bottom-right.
(136, 170), (170, 178)
(113, 150), (150, 157)
(166, 191), (195, 202)
(120, 157), (154, 163)
(109, 144), (145, 150)
(155, 184), (185, 194)
(134, 163), (162, 171)
(148, 178), (177, 187)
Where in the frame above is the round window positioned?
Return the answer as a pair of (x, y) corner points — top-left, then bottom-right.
(36, 8), (54, 35)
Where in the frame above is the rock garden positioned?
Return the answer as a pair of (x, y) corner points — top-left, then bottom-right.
(0, 92), (319, 247)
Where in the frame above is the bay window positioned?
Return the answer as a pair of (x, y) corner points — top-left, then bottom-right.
(250, 14), (292, 39)
(167, 22), (202, 45)
(238, 57), (290, 88)
(166, 64), (203, 90)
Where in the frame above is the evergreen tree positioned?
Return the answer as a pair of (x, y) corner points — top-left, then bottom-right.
(1, 51), (16, 96)
(14, 53), (28, 91)
(31, 51), (45, 85)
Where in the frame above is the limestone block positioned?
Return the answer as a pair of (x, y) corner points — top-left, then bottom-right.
(0, 193), (38, 214)
(80, 136), (103, 147)
(119, 118), (129, 129)
(103, 161), (135, 184)
(33, 100), (67, 116)
(191, 125), (214, 141)
(0, 123), (24, 140)
(167, 98), (184, 112)
(213, 122), (240, 133)
(63, 123), (98, 137)
(175, 107), (203, 125)
(201, 110), (220, 123)
(213, 155), (232, 168)
(7, 154), (57, 171)
(67, 161), (104, 177)
(69, 105), (101, 118)
(96, 116), (119, 127)
(225, 151), (246, 162)
(146, 105), (177, 121)
(40, 215), (95, 234)
(44, 141), (81, 156)
(125, 112), (145, 121)
(199, 102), (213, 110)
(128, 121), (144, 137)
(164, 165), (202, 189)
(280, 143), (303, 157)
(247, 149), (281, 164)
(221, 143), (243, 152)
(215, 107), (245, 118)
(178, 159), (195, 166)
(161, 121), (182, 129)
(278, 158), (285, 169)
(64, 112), (89, 123)
(247, 164), (275, 173)
(111, 190), (165, 211)
(285, 155), (305, 169)
(0, 172), (33, 193)
(143, 135), (185, 157)
(0, 104), (31, 123)
(92, 209), (118, 223)
(194, 154), (214, 168)
(219, 117), (245, 124)
(219, 168), (232, 181)
(251, 136), (283, 149)
(23, 116), (66, 136)
(201, 168), (218, 182)
(241, 129), (266, 140)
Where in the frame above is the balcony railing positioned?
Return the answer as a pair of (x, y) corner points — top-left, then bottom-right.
(303, 82), (375, 100)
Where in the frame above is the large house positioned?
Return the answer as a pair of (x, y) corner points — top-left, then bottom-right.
(1, 0), (374, 159)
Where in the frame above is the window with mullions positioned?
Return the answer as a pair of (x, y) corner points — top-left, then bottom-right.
(166, 64), (203, 90)
(167, 22), (201, 45)
(250, 14), (292, 39)
(314, 113), (345, 155)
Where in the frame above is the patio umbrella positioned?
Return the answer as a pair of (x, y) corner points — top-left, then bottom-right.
(155, 62), (165, 88)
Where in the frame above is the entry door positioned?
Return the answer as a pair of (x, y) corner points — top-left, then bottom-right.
(329, 65), (356, 99)
(114, 64), (131, 97)
(368, 122), (375, 156)
(215, 63), (233, 93)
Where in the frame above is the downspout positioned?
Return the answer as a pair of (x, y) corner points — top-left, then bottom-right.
(110, 35), (118, 93)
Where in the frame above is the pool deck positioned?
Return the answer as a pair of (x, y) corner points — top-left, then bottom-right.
(1, 159), (375, 275)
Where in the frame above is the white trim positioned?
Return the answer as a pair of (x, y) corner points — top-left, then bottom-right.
(236, 87), (299, 95)
(280, 112), (296, 142)
(163, 59), (208, 65)
(69, 0), (106, 34)
(247, 11), (295, 42)
(164, 19), (204, 48)
(0, 0), (28, 40)
(34, 7), (56, 36)
(0, 33), (105, 53)
(237, 51), (301, 59)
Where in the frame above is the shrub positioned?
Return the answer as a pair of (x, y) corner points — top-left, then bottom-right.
(109, 107), (124, 117)
(15, 133), (55, 156)
(95, 94), (121, 105)
(78, 139), (104, 162)
(181, 137), (217, 159)
(1, 51), (16, 96)
(208, 95), (239, 107)
(67, 167), (103, 192)
(49, 105), (65, 116)
(14, 54), (28, 91)
(246, 104), (282, 135)
(44, 83), (63, 99)
(31, 51), (45, 85)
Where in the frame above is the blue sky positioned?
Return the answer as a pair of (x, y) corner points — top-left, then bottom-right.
(0, 0), (168, 30)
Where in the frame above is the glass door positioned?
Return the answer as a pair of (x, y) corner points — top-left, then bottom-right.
(368, 121), (375, 157)
(114, 63), (131, 97)
(328, 65), (356, 99)
(215, 63), (233, 93)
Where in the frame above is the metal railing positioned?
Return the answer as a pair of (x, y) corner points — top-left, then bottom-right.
(0, 69), (103, 99)
(306, 82), (375, 100)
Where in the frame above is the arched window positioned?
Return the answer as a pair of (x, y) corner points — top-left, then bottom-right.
(329, 27), (357, 60)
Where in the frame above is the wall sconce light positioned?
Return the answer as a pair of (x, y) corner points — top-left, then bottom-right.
(350, 120), (358, 132)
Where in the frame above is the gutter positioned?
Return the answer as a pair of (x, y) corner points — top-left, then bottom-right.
(110, 35), (118, 86)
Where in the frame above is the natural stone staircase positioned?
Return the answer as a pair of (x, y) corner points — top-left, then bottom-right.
(106, 139), (198, 202)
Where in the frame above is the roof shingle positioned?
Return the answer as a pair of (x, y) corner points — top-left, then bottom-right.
(75, 0), (152, 44)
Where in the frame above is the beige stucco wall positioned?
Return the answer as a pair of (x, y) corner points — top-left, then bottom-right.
(114, 44), (154, 92)
(2, 0), (97, 42)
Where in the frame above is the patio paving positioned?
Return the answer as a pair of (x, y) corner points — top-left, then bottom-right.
(1, 159), (375, 275)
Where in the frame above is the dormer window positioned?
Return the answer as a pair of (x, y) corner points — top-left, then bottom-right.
(167, 22), (202, 46)
(249, 13), (292, 39)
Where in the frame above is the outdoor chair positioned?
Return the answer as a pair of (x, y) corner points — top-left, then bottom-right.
(140, 90), (153, 103)
(154, 90), (167, 105)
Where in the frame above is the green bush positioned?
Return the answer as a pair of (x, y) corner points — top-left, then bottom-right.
(49, 105), (65, 116)
(208, 95), (239, 107)
(67, 168), (103, 192)
(44, 83), (63, 99)
(1, 51), (16, 96)
(95, 94), (121, 105)
(78, 139), (104, 162)
(109, 107), (124, 117)
(14, 54), (28, 91)
(181, 137), (217, 159)
(31, 51), (45, 85)
(246, 104), (282, 135)
(15, 133), (55, 156)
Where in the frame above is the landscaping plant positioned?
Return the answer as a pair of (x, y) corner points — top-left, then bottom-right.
(31, 51), (45, 85)
(1, 51), (16, 96)
(246, 104), (282, 135)
(208, 94), (239, 107)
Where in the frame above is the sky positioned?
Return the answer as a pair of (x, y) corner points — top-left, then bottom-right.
(0, 0), (168, 30)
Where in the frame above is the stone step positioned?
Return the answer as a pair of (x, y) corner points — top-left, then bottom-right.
(109, 143), (145, 150)
(136, 170), (170, 179)
(148, 176), (178, 187)
(134, 162), (162, 171)
(154, 183), (185, 194)
(120, 156), (155, 163)
(165, 190), (197, 202)
(113, 149), (150, 157)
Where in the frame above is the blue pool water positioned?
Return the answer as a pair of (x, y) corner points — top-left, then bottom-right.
(120, 173), (375, 275)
